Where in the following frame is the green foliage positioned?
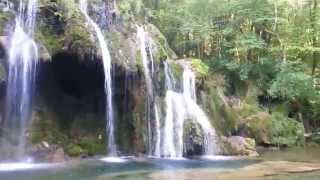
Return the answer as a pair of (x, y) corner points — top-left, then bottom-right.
(36, 0), (94, 57)
(268, 62), (316, 101)
(271, 112), (305, 147)
(191, 59), (209, 76)
(78, 137), (105, 156)
(170, 62), (183, 81)
(66, 144), (85, 157)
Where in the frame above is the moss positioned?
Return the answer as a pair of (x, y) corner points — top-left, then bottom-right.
(239, 103), (260, 118)
(241, 112), (272, 144)
(170, 62), (183, 82)
(78, 137), (105, 156)
(36, 28), (63, 56)
(36, 0), (94, 58)
(135, 50), (143, 72)
(66, 144), (86, 157)
(191, 58), (209, 77)
(183, 120), (205, 156)
(218, 104), (238, 133)
(146, 24), (177, 60)
(0, 11), (14, 35)
(0, 64), (6, 81)
(29, 110), (69, 146)
(200, 75), (238, 135)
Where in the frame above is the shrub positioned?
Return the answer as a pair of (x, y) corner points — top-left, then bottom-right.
(271, 112), (305, 147)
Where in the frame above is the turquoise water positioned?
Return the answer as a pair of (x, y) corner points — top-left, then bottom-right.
(0, 158), (257, 180)
(1, 148), (320, 180)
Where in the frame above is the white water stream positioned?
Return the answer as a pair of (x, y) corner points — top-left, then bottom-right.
(4, 0), (38, 159)
(79, 0), (116, 156)
(163, 63), (219, 158)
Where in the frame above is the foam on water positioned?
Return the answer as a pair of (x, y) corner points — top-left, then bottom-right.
(0, 163), (56, 172)
(201, 155), (244, 161)
(100, 157), (127, 163)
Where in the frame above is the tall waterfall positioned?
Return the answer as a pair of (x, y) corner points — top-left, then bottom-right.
(79, 0), (116, 156)
(136, 26), (161, 156)
(162, 62), (219, 158)
(4, 0), (38, 159)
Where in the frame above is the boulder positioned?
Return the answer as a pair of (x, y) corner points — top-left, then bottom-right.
(238, 112), (272, 145)
(29, 142), (67, 162)
(221, 136), (259, 156)
(183, 121), (205, 156)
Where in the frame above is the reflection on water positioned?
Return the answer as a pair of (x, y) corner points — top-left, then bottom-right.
(258, 147), (320, 163)
(1, 148), (320, 180)
(266, 172), (320, 180)
(0, 158), (257, 180)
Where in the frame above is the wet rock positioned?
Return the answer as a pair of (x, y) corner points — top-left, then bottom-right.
(50, 148), (65, 162)
(38, 43), (51, 61)
(183, 121), (205, 157)
(221, 136), (259, 156)
(29, 142), (67, 162)
(29, 141), (52, 161)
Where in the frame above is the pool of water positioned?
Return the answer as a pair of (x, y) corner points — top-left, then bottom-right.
(0, 157), (258, 180)
(1, 148), (320, 180)
(257, 147), (320, 163)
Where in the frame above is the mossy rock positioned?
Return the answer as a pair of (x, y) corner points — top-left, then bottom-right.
(170, 62), (183, 82)
(36, 0), (95, 59)
(191, 58), (209, 77)
(0, 11), (14, 35)
(146, 24), (177, 60)
(237, 111), (272, 145)
(66, 144), (87, 157)
(183, 120), (205, 156)
(221, 136), (258, 156)
(78, 137), (105, 156)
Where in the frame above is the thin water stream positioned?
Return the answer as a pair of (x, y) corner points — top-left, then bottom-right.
(79, 0), (116, 156)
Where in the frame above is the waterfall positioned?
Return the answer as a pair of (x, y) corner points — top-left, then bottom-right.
(136, 27), (219, 157)
(136, 26), (161, 156)
(79, 0), (116, 156)
(154, 104), (161, 156)
(4, 0), (38, 159)
(162, 62), (219, 158)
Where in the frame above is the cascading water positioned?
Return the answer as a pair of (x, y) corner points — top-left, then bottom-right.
(4, 0), (38, 159)
(79, 0), (116, 156)
(136, 26), (161, 156)
(162, 62), (219, 158)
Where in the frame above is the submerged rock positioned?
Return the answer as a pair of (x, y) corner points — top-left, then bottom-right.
(150, 161), (320, 180)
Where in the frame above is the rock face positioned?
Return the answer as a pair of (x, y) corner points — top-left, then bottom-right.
(29, 142), (66, 162)
(221, 136), (258, 156)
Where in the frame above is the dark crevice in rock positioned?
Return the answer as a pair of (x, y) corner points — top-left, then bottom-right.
(36, 52), (106, 130)
(30, 52), (147, 157)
